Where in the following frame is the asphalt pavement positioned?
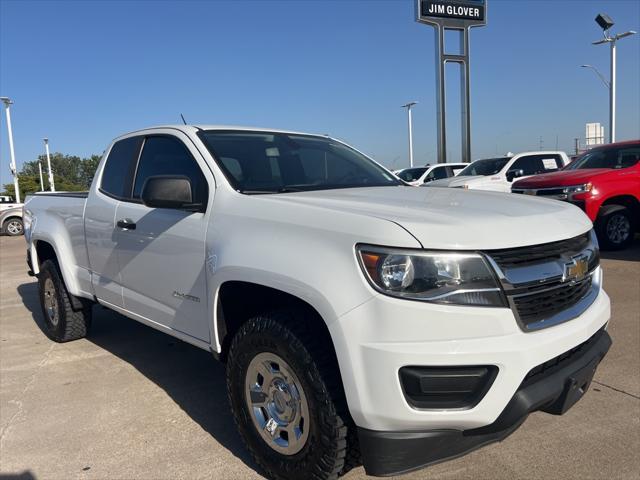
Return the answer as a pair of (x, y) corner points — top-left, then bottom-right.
(1, 235), (638, 480)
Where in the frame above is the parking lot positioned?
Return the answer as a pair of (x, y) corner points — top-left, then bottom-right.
(0, 235), (638, 480)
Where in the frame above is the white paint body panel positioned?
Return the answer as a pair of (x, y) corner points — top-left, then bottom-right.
(24, 126), (610, 432)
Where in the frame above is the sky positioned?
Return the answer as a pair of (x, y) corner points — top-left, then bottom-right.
(1, 0), (639, 182)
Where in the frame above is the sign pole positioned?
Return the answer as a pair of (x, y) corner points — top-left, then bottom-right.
(461, 28), (472, 163)
(434, 25), (447, 163)
(416, 0), (486, 163)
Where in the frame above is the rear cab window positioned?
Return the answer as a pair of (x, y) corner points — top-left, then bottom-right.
(100, 137), (142, 198)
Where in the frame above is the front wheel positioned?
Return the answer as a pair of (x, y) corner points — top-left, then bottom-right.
(3, 217), (23, 236)
(596, 205), (635, 250)
(226, 310), (352, 480)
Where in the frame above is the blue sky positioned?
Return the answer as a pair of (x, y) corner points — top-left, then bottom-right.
(1, 0), (639, 180)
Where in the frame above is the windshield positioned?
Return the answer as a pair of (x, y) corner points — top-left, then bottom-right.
(397, 168), (428, 182)
(457, 157), (511, 176)
(565, 146), (640, 170)
(199, 131), (400, 193)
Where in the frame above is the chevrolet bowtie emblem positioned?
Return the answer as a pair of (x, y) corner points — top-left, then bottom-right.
(563, 255), (589, 283)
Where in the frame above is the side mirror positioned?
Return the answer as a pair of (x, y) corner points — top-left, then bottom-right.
(506, 169), (524, 182)
(141, 176), (200, 211)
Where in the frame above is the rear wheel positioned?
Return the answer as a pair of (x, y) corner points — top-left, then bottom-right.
(596, 205), (635, 250)
(38, 259), (91, 342)
(226, 310), (353, 480)
(3, 217), (23, 236)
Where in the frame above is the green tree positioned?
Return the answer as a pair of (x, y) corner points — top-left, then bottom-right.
(2, 152), (101, 198)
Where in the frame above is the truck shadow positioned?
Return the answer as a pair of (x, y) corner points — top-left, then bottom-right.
(16, 282), (261, 477)
(599, 237), (640, 262)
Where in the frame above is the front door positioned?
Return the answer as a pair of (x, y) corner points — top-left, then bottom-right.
(115, 132), (213, 342)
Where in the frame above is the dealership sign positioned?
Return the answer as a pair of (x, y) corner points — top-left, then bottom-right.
(417, 0), (486, 27)
(414, 0), (487, 164)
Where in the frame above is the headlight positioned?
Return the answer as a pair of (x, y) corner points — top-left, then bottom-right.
(564, 183), (592, 198)
(357, 246), (506, 307)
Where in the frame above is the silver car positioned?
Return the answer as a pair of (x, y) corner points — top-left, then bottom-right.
(0, 206), (23, 236)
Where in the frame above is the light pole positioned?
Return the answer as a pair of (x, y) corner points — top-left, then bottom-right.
(43, 138), (55, 192)
(590, 13), (637, 143)
(580, 64), (610, 89)
(38, 161), (44, 191)
(0, 97), (21, 203)
(401, 101), (417, 167)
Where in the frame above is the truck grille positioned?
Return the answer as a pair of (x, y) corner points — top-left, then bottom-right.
(513, 188), (565, 197)
(488, 232), (591, 269)
(512, 276), (593, 328)
(483, 231), (599, 331)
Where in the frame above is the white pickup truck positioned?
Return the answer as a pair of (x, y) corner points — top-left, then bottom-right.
(23, 126), (611, 479)
(426, 151), (571, 192)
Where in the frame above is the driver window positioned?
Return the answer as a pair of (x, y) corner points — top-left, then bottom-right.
(511, 155), (561, 176)
(424, 166), (448, 182)
(133, 136), (209, 206)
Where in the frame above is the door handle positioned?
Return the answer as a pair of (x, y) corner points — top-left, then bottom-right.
(117, 219), (136, 230)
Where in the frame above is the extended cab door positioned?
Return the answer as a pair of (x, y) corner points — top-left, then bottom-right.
(114, 133), (213, 342)
(85, 136), (143, 307)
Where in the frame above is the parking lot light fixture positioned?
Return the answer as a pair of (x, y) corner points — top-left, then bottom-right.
(580, 65), (610, 89)
(590, 13), (637, 143)
(401, 101), (418, 167)
(1, 96), (21, 203)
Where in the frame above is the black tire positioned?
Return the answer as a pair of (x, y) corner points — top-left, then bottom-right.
(595, 205), (636, 250)
(3, 217), (23, 236)
(226, 310), (355, 480)
(38, 259), (91, 342)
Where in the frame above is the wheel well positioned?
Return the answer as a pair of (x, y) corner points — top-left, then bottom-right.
(2, 215), (22, 223)
(216, 281), (337, 365)
(601, 195), (640, 223)
(35, 241), (58, 267)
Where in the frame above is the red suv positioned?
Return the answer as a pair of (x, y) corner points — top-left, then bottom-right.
(512, 140), (639, 250)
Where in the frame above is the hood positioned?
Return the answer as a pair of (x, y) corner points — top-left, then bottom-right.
(513, 169), (612, 189)
(263, 186), (591, 250)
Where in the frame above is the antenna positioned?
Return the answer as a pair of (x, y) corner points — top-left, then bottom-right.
(180, 113), (187, 125)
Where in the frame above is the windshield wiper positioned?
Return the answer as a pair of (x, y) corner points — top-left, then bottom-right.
(239, 186), (306, 195)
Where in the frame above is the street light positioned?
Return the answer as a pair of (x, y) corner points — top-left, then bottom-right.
(0, 96), (21, 203)
(580, 64), (610, 88)
(43, 138), (55, 192)
(401, 101), (418, 167)
(589, 13), (637, 143)
(38, 160), (44, 191)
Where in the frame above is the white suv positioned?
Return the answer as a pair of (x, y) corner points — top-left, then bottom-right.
(425, 151), (570, 192)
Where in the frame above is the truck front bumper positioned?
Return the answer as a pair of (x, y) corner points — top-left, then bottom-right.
(357, 327), (611, 476)
(329, 286), (611, 475)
